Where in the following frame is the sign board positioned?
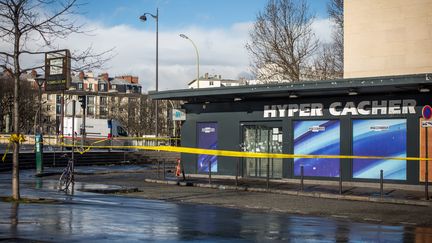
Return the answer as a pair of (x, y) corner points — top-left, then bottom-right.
(172, 108), (186, 121)
(45, 49), (71, 91)
(422, 120), (432, 128)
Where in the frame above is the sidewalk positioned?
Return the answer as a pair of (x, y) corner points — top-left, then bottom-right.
(4, 165), (431, 207)
(34, 164), (432, 207)
(145, 174), (432, 207)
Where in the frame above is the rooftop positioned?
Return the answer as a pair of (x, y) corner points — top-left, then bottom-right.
(150, 73), (432, 103)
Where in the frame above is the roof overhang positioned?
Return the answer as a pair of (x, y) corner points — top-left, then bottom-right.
(149, 73), (432, 103)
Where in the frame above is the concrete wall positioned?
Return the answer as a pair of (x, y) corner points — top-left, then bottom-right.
(344, 0), (432, 78)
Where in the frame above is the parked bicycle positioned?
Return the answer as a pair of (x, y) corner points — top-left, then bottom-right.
(58, 153), (74, 192)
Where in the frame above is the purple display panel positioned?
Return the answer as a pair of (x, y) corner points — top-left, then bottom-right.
(197, 122), (218, 173)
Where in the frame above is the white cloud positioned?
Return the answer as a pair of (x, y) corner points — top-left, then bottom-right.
(312, 18), (335, 44)
(1, 17), (333, 92)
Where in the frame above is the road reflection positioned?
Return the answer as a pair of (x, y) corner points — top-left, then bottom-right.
(1, 194), (431, 242)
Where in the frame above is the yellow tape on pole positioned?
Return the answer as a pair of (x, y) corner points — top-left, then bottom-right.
(2, 134), (27, 162)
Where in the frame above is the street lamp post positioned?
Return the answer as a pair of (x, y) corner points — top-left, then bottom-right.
(35, 78), (45, 134)
(179, 34), (200, 89)
(140, 9), (159, 138)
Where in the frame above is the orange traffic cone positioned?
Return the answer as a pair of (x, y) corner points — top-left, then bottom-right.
(175, 159), (181, 177)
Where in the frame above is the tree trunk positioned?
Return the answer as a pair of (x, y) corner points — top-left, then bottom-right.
(12, 13), (21, 199)
(12, 75), (20, 200)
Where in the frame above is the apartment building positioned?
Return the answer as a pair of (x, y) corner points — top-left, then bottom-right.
(37, 71), (142, 135)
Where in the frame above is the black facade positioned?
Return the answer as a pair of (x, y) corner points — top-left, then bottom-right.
(150, 74), (432, 185)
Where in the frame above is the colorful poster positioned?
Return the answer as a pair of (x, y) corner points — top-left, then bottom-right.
(419, 118), (432, 182)
(197, 122), (218, 173)
(353, 119), (407, 180)
(294, 120), (340, 177)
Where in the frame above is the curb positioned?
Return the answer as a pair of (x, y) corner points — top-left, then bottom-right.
(144, 179), (432, 207)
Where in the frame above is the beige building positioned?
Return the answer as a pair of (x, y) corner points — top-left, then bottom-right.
(344, 0), (432, 78)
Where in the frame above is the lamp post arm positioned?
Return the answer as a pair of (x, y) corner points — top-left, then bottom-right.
(187, 38), (200, 89)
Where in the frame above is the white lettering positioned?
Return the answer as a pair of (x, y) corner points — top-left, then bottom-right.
(357, 101), (371, 115)
(264, 105), (277, 118)
(372, 100), (387, 115)
(311, 103), (324, 116)
(288, 104), (299, 117)
(329, 102), (342, 116)
(277, 104), (288, 117)
(341, 102), (359, 116)
(299, 104), (311, 117)
(388, 100), (401, 114)
(263, 99), (417, 118)
(402, 99), (416, 114)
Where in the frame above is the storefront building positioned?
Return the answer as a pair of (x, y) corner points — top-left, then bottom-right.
(150, 74), (432, 185)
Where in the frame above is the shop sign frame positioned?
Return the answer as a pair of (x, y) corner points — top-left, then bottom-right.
(44, 49), (71, 91)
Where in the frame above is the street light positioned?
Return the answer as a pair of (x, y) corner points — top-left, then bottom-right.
(179, 34), (200, 89)
(140, 8), (159, 137)
(35, 77), (45, 134)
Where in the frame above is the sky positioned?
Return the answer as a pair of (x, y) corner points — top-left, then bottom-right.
(23, 0), (334, 92)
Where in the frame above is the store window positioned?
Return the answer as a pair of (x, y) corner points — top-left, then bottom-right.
(293, 120), (340, 177)
(352, 119), (407, 180)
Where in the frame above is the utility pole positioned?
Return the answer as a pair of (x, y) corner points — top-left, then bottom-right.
(78, 95), (87, 148)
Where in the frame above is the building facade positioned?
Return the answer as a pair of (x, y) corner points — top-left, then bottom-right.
(151, 74), (432, 185)
(344, 0), (432, 78)
(188, 73), (247, 89)
(36, 71), (143, 135)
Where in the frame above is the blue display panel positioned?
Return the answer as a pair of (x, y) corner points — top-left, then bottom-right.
(352, 119), (407, 180)
(294, 120), (340, 177)
(197, 122), (218, 173)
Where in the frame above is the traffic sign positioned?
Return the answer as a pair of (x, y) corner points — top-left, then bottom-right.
(422, 105), (432, 120)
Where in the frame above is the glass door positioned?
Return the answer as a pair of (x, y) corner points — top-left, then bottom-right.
(242, 125), (283, 178)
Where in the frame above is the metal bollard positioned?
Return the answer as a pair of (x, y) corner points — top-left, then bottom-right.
(380, 170), (384, 198)
(300, 165), (304, 192)
(235, 160), (239, 188)
(157, 160), (160, 179)
(208, 160), (212, 185)
(163, 159), (166, 180)
(181, 159), (186, 181)
(339, 165), (343, 195)
(266, 159), (270, 190)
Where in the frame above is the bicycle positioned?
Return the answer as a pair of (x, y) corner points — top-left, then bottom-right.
(58, 153), (75, 192)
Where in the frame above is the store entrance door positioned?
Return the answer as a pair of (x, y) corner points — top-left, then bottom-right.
(242, 125), (283, 178)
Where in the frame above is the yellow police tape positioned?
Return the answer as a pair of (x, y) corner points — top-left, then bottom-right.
(2, 134), (27, 162)
(58, 143), (432, 161)
(1, 134), (431, 162)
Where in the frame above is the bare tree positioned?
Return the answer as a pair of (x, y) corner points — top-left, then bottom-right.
(0, 0), (111, 200)
(311, 44), (341, 80)
(246, 0), (319, 82)
(327, 0), (343, 76)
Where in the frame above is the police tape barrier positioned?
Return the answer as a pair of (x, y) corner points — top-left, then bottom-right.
(56, 143), (432, 162)
(2, 135), (431, 162)
(1, 134), (27, 162)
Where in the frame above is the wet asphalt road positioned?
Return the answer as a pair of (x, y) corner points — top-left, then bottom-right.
(1, 192), (430, 242)
(1, 169), (432, 242)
